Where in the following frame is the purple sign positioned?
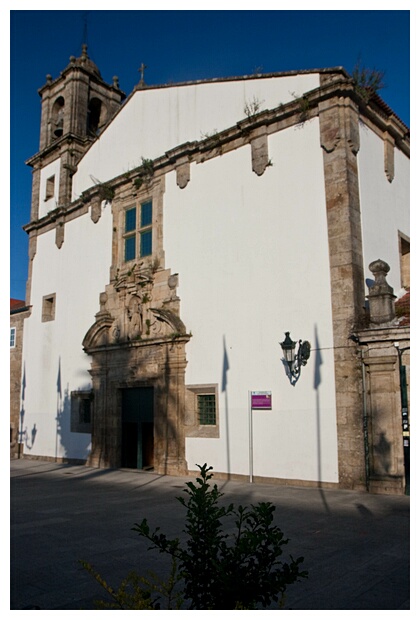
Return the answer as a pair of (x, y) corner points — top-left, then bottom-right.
(251, 392), (272, 410)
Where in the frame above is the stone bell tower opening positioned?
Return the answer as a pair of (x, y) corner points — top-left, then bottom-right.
(88, 97), (103, 136)
(51, 96), (65, 139)
(26, 44), (126, 221)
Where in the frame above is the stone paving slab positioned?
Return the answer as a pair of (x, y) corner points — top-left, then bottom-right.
(10, 458), (410, 610)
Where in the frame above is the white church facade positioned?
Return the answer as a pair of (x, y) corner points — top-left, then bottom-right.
(18, 46), (410, 493)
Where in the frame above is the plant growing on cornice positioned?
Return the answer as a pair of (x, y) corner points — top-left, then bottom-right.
(244, 96), (264, 118)
(134, 157), (155, 189)
(169, 331), (184, 340)
(141, 157), (154, 175)
(80, 190), (91, 204)
(200, 129), (223, 153)
(200, 129), (219, 140)
(98, 183), (115, 202)
(291, 92), (310, 125)
(352, 61), (385, 103)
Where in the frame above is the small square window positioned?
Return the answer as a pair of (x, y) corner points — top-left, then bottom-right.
(42, 293), (56, 322)
(197, 394), (217, 425)
(45, 175), (55, 201)
(42, 293), (55, 323)
(185, 385), (219, 438)
(71, 391), (92, 433)
(10, 327), (16, 348)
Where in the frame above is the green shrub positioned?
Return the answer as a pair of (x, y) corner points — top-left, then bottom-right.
(133, 463), (307, 609)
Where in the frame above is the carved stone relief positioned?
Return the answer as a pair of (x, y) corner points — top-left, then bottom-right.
(82, 261), (191, 475)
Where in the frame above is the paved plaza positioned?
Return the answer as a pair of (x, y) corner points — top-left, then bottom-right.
(10, 458), (410, 610)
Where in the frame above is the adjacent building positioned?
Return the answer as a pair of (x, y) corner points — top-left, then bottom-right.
(10, 298), (30, 457)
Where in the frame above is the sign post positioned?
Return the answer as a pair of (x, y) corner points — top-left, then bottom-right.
(248, 391), (253, 483)
(248, 391), (272, 483)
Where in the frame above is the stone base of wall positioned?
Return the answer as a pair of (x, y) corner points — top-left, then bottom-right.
(198, 470), (341, 490)
(11, 454), (88, 466)
(369, 475), (405, 495)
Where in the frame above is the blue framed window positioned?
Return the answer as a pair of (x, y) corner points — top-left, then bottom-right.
(125, 207), (136, 232)
(140, 230), (152, 257)
(123, 200), (153, 262)
(141, 201), (152, 227)
(125, 236), (136, 261)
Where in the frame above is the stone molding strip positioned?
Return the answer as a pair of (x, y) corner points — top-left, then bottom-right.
(24, 76), (410, 242)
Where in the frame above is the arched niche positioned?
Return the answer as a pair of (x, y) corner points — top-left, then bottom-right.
(88, 97), (106, 136)
(51, 96), (65, 139)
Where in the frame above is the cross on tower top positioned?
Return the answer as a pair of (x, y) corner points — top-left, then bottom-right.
(138, 63), (147, 87)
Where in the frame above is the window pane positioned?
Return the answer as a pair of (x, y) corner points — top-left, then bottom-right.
(125, 235), (136, 261)
(10, 328), (16, 348)
(79, 399), (91, 425)
(140, 230), (152, 257)
(198, 394), (216, 425)
(141, 201), (152, 228)
(125, 207), (136, 232)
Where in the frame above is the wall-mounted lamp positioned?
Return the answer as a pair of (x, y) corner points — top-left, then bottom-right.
(280, 332), (311, 384)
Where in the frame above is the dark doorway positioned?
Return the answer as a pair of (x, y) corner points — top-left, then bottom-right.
(121, 387), (154, 469)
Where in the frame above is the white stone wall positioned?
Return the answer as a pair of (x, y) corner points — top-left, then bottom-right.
(163, 118), (339, 483)
(21, 203), (113, 460)
(358, 124), (410, 294)
(24, 72), (409, 479)
(72, 74), (320, 200)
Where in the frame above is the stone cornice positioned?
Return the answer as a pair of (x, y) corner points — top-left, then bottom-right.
(24, 75), (410, 237)
(133, 66), (350, 94)
(25, 134), (93, 168)
(10, 305), (31, 316)
(355, 325), (410, 345)
(38, 62), (125, 99)
(23, 201), (89, 235)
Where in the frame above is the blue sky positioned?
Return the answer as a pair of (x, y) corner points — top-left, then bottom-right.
(9, 8), (411, 301)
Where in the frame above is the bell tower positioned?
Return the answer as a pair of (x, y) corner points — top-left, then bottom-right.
(26, 44), (126, 221)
